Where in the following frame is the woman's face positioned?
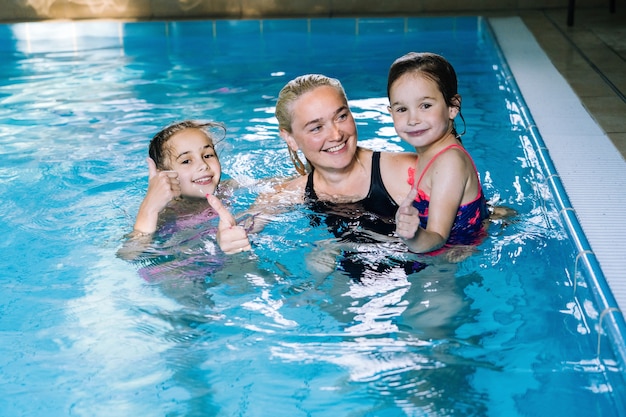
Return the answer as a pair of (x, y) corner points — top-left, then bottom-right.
(281, 85), (358, 172)
(165, 128), (221, 198)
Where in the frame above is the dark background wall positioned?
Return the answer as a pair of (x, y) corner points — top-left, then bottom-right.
(2, 0), (610, 22)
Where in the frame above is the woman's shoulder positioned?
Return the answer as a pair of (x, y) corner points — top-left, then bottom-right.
(377, 151), (417, 203)
(380, 149), (417, 159)
(379, 150), (417, 171)
(279, 174), (308, 191)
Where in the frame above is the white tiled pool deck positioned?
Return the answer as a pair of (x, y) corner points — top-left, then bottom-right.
(490, 16), (626, 359)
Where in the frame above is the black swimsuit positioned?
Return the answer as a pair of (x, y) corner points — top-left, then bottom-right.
(304, 151), (399, 240)
(306, 151), (398, 216)
(304, 152), (428, 279)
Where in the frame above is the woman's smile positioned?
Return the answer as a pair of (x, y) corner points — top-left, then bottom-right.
(324, 142), (347, 153)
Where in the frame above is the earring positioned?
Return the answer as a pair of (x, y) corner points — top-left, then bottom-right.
(288, 148), (307, 176)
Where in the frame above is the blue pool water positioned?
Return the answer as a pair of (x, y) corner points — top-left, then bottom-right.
(1, 16), (625, 416)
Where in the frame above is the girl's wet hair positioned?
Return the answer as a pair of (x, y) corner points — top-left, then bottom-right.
(148, 120), (225, 170)
(387, 52), (465, 136)
(274, 74), (348, 176)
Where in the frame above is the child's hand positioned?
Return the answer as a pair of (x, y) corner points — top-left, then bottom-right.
(145, 157), (181, 211)
(132, 158), (182, 235)
(206, 194), (252, 255)
(395, 187), (420, 240)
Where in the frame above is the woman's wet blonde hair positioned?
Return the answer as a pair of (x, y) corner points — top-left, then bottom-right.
(274, 74), (348, 175)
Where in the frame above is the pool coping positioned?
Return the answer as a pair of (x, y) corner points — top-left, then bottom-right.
(489, 16), (626, 370)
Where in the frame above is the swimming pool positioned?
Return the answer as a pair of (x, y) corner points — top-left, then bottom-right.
(1, 15), (625, 416)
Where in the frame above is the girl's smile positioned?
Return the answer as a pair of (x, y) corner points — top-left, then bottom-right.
(166, 128), (221, 197)
(405, 128), (428, 137)
(192, 175), (216, 186)
(388, 72), (458, 151)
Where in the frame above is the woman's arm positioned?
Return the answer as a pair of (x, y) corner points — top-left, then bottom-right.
(237, 175), (307, 234)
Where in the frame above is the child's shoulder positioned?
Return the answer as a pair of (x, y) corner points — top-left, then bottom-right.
(218, 178), (240, 191)
(428, 145), (475, 179)
(435, 145), (473, 166)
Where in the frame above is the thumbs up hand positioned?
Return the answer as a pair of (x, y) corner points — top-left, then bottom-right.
(132, 158), (182, 235)
(395, 186), (420, 240)
(144, 157), (181, 212)
(206, 193), (252, 255)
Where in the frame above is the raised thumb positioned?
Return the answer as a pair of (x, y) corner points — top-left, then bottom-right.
(147, 157), (158, 179)
(400, 186), (418, 209)
(206, 193), (236, 229)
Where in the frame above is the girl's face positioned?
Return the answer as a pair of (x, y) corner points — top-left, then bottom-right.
(165, 128), (221, 198)
(388, 72), (459, 151)
(280, 85), (358, 172)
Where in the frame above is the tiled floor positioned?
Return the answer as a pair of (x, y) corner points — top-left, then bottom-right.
(519, 7), (626, 158)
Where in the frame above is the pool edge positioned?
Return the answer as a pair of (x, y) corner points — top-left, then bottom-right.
(488, 16), (626, 373)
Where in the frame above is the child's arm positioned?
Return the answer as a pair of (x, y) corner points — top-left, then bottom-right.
(395, 187), (447, 253)
(132, 157), (181, 235)
(206, 194), (252, 254)
(396, 153), (469, 253)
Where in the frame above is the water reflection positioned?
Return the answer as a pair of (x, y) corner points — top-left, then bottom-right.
(111, 199), (498, 415)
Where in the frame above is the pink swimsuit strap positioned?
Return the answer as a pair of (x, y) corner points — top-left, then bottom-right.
(411, 144), (482, 195)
